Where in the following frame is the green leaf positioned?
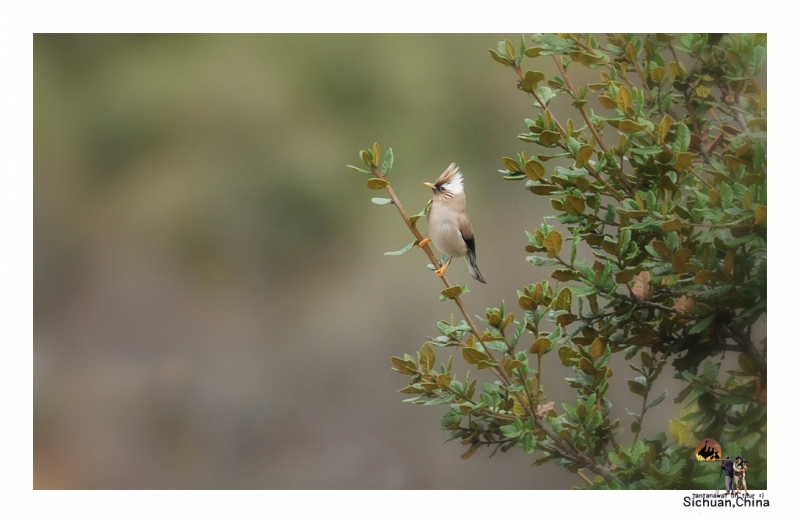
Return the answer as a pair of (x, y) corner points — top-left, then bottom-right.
(504, 39), (516, 62)
(673, 122), (690, 153)
(522, 433), (536, 454)
(510, 318), (527, 349)
(688, 315), (715, 335)
(628, 379), (649, 397)
(631, 146), (663, 156)
(381, 147), (394, 174)
(526, 256), (560, 266)
(500, 424), (522, 438)
(371, 197), (393, 206)
(347, 164), (370, 174)
(646, 390), (668, 410)
(441, 408), (462, 429)
(384, 240), (417, 256)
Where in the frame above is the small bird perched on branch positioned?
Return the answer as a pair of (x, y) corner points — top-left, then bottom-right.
(419, 163), (487, 283)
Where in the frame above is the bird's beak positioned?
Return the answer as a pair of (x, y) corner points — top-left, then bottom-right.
(423, 182), (436, 189)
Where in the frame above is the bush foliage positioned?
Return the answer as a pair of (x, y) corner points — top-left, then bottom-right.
(351, 33), (766, 489)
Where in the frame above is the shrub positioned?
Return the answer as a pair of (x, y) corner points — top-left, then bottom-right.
(351, 33), (766, 489)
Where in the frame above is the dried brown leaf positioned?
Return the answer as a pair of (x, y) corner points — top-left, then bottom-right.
(631, 271), (652, 300)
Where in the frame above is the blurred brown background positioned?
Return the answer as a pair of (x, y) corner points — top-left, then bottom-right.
(34, 34), (702, 489)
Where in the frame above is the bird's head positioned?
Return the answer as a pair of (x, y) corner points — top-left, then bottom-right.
(424, 163), (464, 202)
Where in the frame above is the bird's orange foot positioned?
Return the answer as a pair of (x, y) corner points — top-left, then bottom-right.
(435, 258), (451, 278)
(418, 238), (432, 248)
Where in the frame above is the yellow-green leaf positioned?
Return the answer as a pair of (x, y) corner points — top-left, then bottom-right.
(544, 230), (563, 258)
(366, 178), (390, 190)
(538, 130), (562, 147)
(576, 144), (593, 168)
(617, 85), (632, 113)
(520, 70), (546, 93)
(565, 195), (586, 215)
(391, 356), (418, 376)
(672, 248), (691, 273)
(504, 39), (516, 62)
(512, 398), (526, 418)
(598, 94), (616, 109)
(502, 157), (521, 173)
(661, 218), (683, 233)
(525, 159), (545, 180)
(440, 285), (464, 299)
(738, 353), (759, 377)
(579, 357), (596, 375)
(529, 338), (551, 355)
(722, 250), (735, 278)
(694, 270), (714, 285)
(461, 443), (481, 460)
(360, 149), (372, 164)
(669, 417), (692, 446)
(590, 338), (605, 360)
(559, 345), (577, 367)
(489, 49), (512, 66)
(462, 347), (494, 369)
(553, 287), (572, 312)
(754, 205), (766, 226)
(619, 119), (645, 133)
(673, 152), (693, 173)
(652, 240), (671, 260)
(708, 189), (720, 207)
(419, 344), (436, 373)
(518, 295), (536, 311)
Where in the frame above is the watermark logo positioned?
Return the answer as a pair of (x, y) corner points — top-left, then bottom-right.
(695, 438), (721, 461)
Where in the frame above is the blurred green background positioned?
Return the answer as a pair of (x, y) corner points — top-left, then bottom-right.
(34, 34), (687, 489)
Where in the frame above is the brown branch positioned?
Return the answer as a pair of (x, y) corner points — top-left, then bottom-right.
(725, 327), (767, 376)
(577, 469), (594, 487)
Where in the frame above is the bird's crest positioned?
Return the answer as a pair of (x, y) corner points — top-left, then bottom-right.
(434, 163), (464, 197)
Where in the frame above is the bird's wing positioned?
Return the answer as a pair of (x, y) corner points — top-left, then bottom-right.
(458, 214), (477, 257)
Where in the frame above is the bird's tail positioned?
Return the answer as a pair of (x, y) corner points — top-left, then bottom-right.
(465, 253), (487, 284)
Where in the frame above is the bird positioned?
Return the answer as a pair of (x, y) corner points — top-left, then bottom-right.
(419, 163), (486, 283)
